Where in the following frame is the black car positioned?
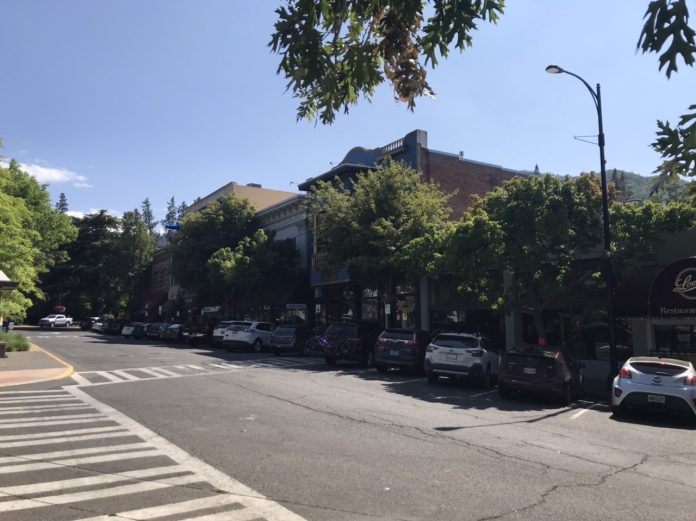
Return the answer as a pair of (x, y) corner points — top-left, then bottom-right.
(80, 317), (100, 331)
(374, 329), (431, 373)
(161, 323), (185, 343)
(498, 344), (584, 404)
(323, 322), (381, 367)
(270, 325), (313, 356)
(146, 322), (169, 340)
(103, 318), (125, 335)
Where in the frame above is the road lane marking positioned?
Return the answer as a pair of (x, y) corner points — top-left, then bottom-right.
(146, 367), (180, 377)
(112, 369), (141, 381)
(95, 370), (127, 382)
(0, 425), (127, 441)
(135, 367), (168, 378)
(0, 449), (163, 474)
(0, 464), (185, 495)
(0, 441), (152, 464)
(67, 386), (308, 520)
(0, 396), (79, 404)
(571, 403), (600, 420)
(0, 403), (90, 414)
(0, 473), (201, 512)
(186, 364), (205, 370)
(0, 429), (138, 448)
(0, 412), (105, 424)
(0, 417), (112, 429)
(73, 493), (245, 521)
(70, 373), (92, 386)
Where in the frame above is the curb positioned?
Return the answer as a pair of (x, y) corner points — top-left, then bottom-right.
(31, 343), (75, 381)
(0, 343), (74, 388)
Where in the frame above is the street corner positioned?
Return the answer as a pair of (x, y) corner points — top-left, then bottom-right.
(0, 343), (74, 387)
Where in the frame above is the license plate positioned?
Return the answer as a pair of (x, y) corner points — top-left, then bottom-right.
(523, 367), (536, 375)
(390, 350), (400, 356)
(446, 353), (457, 360)
(647, 394), (666, 404)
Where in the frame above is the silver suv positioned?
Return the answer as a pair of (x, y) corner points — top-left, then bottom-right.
(424, 332), (501, 387)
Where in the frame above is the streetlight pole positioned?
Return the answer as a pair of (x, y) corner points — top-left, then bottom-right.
(545, 64), (618, 382)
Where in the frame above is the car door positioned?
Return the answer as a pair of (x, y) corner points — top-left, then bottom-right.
(255, 323), (275, 345)
(482, 338), (501, 374)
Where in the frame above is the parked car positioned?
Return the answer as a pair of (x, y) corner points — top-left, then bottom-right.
(103, 318), (125, 335)
(121, 322), (149, 339)
(498, 344), (584, 404)
(80, 317), (101, 331)
(39, 314), (73, 328)
(611, 356), (696, 420)
(91, 320), (105, 333)
(146, 322), (169, 340)
(222, 321), (275, 352)
(270, 324), (313, 356)
(211, 320), (249, 346)
(374, 329), (431, 373)
(424, 332), (501, 387)
(322, 322), (381, 367)
(161, 323), (185, 343)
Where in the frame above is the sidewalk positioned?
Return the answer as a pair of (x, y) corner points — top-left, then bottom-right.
(0, 344), (74, 387)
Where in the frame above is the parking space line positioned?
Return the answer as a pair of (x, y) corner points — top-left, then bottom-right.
(570, 403), (600, 420)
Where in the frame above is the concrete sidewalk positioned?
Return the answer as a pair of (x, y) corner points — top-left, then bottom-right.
(0, 344), (74, 387)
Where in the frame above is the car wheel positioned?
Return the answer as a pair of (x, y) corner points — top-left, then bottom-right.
(479, 366), (491, 389)
(375, 362), (388, 373)
(427, 373), (439, 384)
(611, 405), (625, 418)
(498, 386), (513, 399)
(252, 339), (262, 353)
(325, 356), (338, 367)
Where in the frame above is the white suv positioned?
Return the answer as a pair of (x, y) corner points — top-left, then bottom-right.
(424, 332), (501, 387)
(211, 320), (249, 345)
(222, 322), (276, 352)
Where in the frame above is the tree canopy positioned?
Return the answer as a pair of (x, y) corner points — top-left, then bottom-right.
(170, 194), (258, 298)
(0, 161), (77, 319)
(270, 0), (503, 123)
(271, 1), (695, 179)
(307, 159), (451, 317)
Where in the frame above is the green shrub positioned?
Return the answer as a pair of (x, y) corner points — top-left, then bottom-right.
(0, 332), (29, 352)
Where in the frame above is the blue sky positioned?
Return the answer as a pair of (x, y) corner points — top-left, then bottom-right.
(0, 1), (693, 220)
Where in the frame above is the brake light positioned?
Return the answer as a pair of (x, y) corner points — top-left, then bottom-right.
(404, 341), (417, 347)
(466, 349), (484, 357)
(618, 367), (631, 379)
(376, 338), (387, 347)
(426, 345), (434, 353)
(684, 374), (696, 386)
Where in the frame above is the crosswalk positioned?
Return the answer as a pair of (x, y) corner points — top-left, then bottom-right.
(0, 388), (306, 520)
(70, 357), (323, 387)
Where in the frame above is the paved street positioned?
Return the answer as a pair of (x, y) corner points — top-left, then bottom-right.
(2, 329), (695, 520)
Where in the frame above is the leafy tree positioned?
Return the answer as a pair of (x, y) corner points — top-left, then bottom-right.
(638, 1), (696, 179)
(0, 161), (77, 320)
(141, 197), (157, 236)
(207, 229), (299, 316)
(170, 194), (258, 299)
(162, 196), (178, 239)
(442, 174), (604, 342)
(270, 0), (504, 123)
(307, 159), (451, 322)
(55, 193), (69, 213)
(177, 201), (187, 223)
(0, 191), (40, 320)
(119, 209), (155, 313)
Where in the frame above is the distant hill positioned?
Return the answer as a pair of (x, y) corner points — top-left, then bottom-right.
(608, 169), (692, 203)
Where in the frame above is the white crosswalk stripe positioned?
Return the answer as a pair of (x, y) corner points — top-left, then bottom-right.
(69, 356), (323, 387)
(0, 387), (306, 521)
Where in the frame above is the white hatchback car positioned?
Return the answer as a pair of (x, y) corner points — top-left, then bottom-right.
(612, 356), (696, 420)
(222, 321), (275, 352)
(424, 332), (501, 387)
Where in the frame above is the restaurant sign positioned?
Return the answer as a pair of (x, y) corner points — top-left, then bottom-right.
(649, 257), (696, 317)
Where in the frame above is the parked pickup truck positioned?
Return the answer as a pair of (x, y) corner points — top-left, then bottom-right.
(39, 314), (73, 328)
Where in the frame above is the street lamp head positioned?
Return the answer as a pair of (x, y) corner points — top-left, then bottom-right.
(545, 64), (564, 74)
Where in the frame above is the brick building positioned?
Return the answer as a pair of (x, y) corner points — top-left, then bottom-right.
(298, 129), (526, 332)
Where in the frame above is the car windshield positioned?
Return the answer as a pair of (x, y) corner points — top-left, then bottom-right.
(631, 362), (686, 376)
(433, 335), (477, 349)
(381, 330), (415, 341)
(325, 325), (358, 337)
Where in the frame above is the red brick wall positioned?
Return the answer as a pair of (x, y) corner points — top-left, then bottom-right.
(420, 150), (522, 219)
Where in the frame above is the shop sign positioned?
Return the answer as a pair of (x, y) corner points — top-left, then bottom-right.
(650, 257), (696, 317)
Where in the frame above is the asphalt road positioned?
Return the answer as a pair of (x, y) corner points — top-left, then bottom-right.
(5, 328), (696, 521)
